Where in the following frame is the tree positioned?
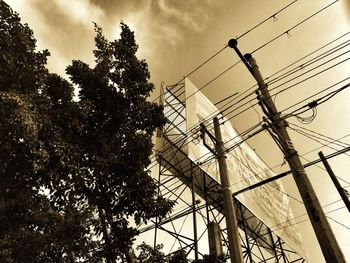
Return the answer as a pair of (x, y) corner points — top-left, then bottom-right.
(135, 243), (167, 263)
(192, 254), (227, 263)
(0, 1), (173, 262)
(62, 22), (174, 262)
(0, 1), (93, 261)
(133, 244), (227, 263)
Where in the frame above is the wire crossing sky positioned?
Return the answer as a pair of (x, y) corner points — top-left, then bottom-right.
(7, 0), (350, 262)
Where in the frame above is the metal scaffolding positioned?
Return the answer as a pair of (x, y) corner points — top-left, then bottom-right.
(139, 84), (306, 262)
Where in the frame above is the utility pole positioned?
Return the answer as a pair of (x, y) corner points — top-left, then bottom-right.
(228, 39), (345, 263)
(200, 118), (244, 263)
(319, 151), (350, 213)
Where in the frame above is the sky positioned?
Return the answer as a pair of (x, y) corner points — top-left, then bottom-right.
(6, 0), (350, 262)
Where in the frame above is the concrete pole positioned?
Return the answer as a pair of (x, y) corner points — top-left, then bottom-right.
(240, 51), (345, 262)
(213, 117), (243, 263)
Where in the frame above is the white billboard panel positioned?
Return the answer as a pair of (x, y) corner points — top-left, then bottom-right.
(185, 78), (306, 258)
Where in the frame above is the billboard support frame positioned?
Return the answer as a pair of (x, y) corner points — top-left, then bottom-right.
(139, 83), (306, 262)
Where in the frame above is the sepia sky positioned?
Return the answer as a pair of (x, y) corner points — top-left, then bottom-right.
(7, 0), (350, 262)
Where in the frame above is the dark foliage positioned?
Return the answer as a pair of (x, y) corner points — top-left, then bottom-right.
(0, 1), (173, 262)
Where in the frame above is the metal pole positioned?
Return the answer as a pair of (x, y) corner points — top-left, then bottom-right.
(191, 164), (199, 261)
(228, 42), (345, 262)
(203, 171), (210, 225)
(239, 204), (253, 263)
(154, 158), (161, 249)
(319, 151), (350, 213)
(277, 237), (288, 263)
(213, 117), (244, 263)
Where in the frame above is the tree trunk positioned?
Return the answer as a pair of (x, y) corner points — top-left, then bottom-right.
(98, 207), (114, 263)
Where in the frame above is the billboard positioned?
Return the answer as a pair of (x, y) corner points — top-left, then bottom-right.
(185, 78), (305, 258)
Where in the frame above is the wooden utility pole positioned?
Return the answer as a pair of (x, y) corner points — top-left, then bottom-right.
(205, 117), (243, 263)
(319, 151), (350, 213)
(228, 39), (345, 263)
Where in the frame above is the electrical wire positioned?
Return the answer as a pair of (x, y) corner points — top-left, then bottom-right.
(222, 50), (350, 122)
(152, 77), (349, 182)
(253, 57), (350, 118)
(299, 154), (350, 187)
(287, 126), (350, 186)
(290, 122), (350, 148)
(251, 0), (339, 54)
(218, 32), (350, 117)
(159, 3), (346, 145)
(150, 70), (350, 188)
(262, 204), (346, 235)
(327, 216), (350, 231)
(281, 76), (350, 113)
(300, 134), (350, 157)
(284, 82), (350, 123)
(163, 0), (302, 97)
(267, 41), (350, 86)
(150, 34), (350, 187)
(269, 52), (350, 94)
(289, 128), (350, 180)
(163, 29), (350, 151)
(265, 31), (350, 82)
(227, 134), (350, 192)
(226, 151), (303, 205)
(161, 0), (329, 111)
(221, 0), (340, 109)
(236, 0), (300, 40)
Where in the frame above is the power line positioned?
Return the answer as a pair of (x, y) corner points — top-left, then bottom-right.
(284, 82), (350, 124)
(159, 5), (347, 152)
(265, 31), (350, 82)
(288, 126), (350, 186)
(150, 69), (350, 189)
(290, 123), (350, 148)
(164, 15), (348, 134)
(218, 1), (344, 122)
(159, 1), (320, 109)
(152, 33), (350, 185)
(267, 41), (350, 86)
(281, 76), (350, 113)
(226, 151), (303, 205)
(251, 0), (339, 54)
(152, 76), (350, 179)
(300, 134), (350, 157)
(166, 0), (302, 96)
(219, 33), (350, 121)
(269, 53), (350, 94)
(267, 205), (346, 234)
(256, 57), (350, 116)
(299, 155), (350, 187)
(236, 0), (300, 40)
(149, 120), (265, 180)
(228, 133), (350, 192)
(222, 49), (350, 122)
(327, 216), (350, 231)
(218, 32), (350, 116)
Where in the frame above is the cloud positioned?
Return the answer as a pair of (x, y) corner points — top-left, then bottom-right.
(88, 0), (221, 48)
(156, 0), (211, 32)
(51, 0), (104, 26)
(6, 0), (222, 80)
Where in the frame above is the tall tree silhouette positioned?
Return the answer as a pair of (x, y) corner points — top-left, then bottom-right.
(0, 1), (173, 261)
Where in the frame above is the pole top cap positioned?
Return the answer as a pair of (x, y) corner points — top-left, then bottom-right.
(244, 53), (252, 60)
(228, 39), (237, 48)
